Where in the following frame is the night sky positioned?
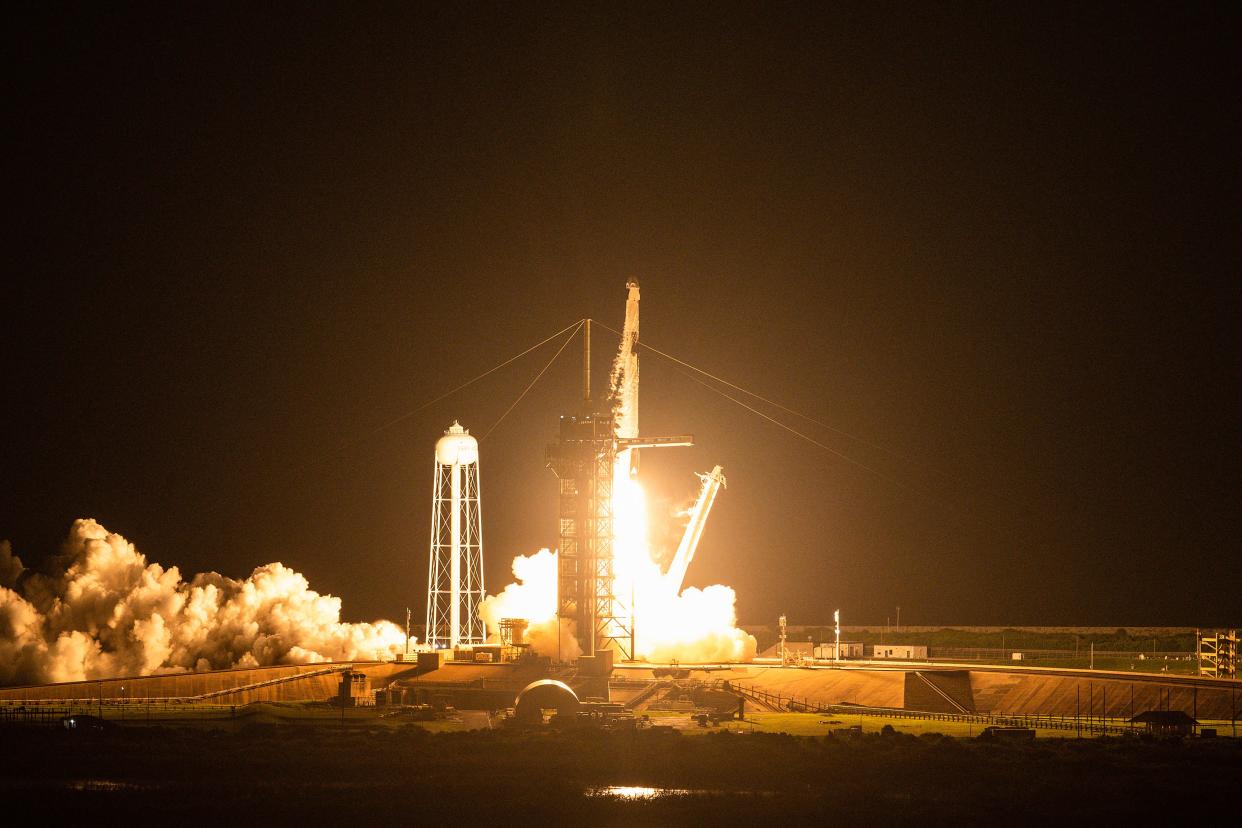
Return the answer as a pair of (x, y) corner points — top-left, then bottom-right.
(5, 5), (1236, 628)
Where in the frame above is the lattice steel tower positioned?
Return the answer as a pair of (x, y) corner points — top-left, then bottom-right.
(548, 290), (691, 662)
(425, 421), (486, 649)
(547, 320), (624, 660)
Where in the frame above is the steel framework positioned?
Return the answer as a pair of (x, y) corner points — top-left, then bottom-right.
(425, 422), (486, 649)
(548, 292), (698, 662)
(1198, 629), (1238, 678)
(548, 409), (628, 660)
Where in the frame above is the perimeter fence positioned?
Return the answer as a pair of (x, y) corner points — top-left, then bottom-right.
(0, 698), (240, 726)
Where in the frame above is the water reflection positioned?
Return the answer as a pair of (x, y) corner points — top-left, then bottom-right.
(70, 779), (155, 791)
(587, 786), (696, 799)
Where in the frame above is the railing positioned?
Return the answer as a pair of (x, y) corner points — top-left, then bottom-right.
(725, 681), (1133, 736)
(619, 680), (669, 709)
(0, 698), (241, 726)
(191, 665), (348, 700)
(0, 664), (352, 709)
(1, 706), (71, 725)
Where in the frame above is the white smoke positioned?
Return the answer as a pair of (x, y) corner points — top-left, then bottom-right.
(0, 519), (406, 686)
(640, 584), (756, 663)
(478, 544), (755, 665)
(478, 548), (580, 659)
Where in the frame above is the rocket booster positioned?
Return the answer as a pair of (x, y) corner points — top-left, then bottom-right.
(613, 279), (642, 474)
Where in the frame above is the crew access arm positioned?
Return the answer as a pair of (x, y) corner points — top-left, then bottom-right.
(665, 465), (727, 595)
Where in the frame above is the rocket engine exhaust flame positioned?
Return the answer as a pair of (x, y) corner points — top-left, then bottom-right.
(611, 473), (756, 662)
(0, 520), (407, 686)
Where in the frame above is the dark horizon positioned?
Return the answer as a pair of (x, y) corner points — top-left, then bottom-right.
(4, 5), (1237, 629)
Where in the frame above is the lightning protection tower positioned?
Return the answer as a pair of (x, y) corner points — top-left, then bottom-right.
(425, 421), (486, 649)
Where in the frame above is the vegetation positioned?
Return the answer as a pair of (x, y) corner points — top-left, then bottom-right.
(2, 720), (1237, 822)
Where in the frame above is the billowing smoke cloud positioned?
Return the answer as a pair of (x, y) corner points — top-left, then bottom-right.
(478, 548), (580, 659)
(0, 519), (405, 686)
(638, 583), (756, 663)
(478, 544), (755, 664)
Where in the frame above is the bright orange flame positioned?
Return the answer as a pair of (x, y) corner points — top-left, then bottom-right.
(612, 453), (755, 663)
(479, 455), (755, 663)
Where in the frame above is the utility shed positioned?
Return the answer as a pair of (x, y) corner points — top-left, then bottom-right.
(814, 642), (865, 660)
(871, 645), (928, 660)
(1129, 710), (1197, 736)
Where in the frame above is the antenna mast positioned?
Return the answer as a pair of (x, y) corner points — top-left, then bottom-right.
(583, 318), (591, 405)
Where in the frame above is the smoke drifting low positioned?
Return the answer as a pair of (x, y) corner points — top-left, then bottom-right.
(0, 519), (405, 686)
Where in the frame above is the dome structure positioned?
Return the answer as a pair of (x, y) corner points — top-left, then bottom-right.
(513, 679), (580, 722)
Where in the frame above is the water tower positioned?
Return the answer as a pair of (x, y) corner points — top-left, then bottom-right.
(425, 421), (486, 649)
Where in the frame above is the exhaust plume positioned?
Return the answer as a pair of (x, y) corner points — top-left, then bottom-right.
(0, 519), (406, 686)
(478, 482), (756, 665)
(478, 548), (580, 659)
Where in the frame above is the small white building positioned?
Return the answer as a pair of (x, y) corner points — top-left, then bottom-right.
(814, 642), (865, 660)
(870, 644), (928, 660)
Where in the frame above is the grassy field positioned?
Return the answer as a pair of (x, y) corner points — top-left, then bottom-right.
(645, 710), (1239, 739)
(652, 711), (1071, 739)
(19, 702), (1238, 741)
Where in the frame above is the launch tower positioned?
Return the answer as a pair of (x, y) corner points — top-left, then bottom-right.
(425, 421), (486, 649)
(547, 321), (625, 660)
(547, 282), (691, 660)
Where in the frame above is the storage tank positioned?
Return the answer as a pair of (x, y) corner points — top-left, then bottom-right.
(425, 422), (486, 649)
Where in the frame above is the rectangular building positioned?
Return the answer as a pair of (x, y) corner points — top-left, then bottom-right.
(814, 642), (865, 660)
(870, 644), (928, 660)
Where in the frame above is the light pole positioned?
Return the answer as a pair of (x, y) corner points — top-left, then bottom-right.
(834, 609), (841, 665)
